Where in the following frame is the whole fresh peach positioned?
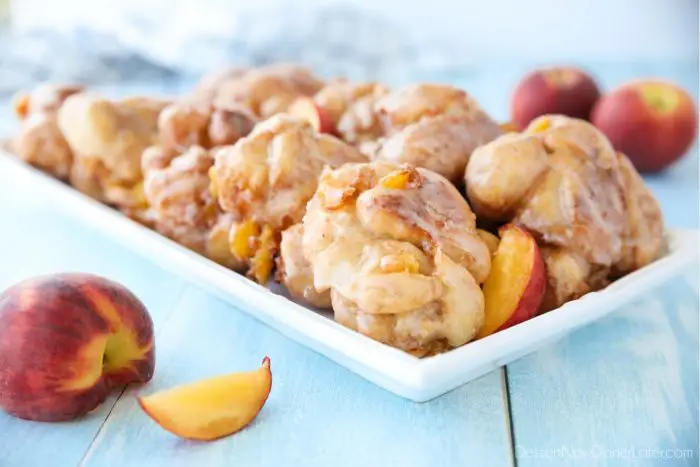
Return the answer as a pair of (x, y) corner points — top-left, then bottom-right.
(591, 80), (698, 173)
(0, 273), (155, 421)
(511, 67), (601, 130)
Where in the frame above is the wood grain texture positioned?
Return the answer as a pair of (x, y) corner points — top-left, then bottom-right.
(80, 286), (514, 467)
(507, 269), (699, 467)
(0, 181), (186, 467)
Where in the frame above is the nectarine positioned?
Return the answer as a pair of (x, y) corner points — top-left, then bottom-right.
(591, 80), (698, 172)
(138, 357), (272, 441)
(476, 225), (546, 338)
(511, 67), (601, 130)
(0, 273), (154, 422)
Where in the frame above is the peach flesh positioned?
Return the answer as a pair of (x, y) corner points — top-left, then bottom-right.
(476, 226), (546, 338)
(138, 357), (272, 441)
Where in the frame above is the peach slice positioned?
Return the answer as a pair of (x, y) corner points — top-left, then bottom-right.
(289, 97), (336, 134)
(476, 225), (545, 339)
(138, 357), (272, 441)
(476, 229), (500, 256)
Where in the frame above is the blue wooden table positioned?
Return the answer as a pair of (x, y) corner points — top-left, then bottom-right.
(0, 63), (698, 467)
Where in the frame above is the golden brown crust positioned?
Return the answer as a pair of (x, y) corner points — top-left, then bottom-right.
(158, 64), (321, 153)
(300, 162), (489, 355)
(13, 84), (85, 120)
(355, 165), (491, 283)
(58, 94), (166, 182)
(208, 107), (258, 147)
(213, 114), (366, 230)
(207, 213), (244, 270)
(365, 84), (502, 182)
(213, 64), (324, 118)
(465, 133), (549, 220)
(277, 224), (332, 308)
(465, 115), (665, 310)
(613, 152), (665, 275)
(313, 79), (386, 126)
(375, 114), (501, 183)
(158, 101), (257, 152)
(142, 145), (244, 270)
(68, 158), (108, 201)
(57, 93), (168, 207)
(211, 113), (366, 284)
(12, 113), (73, 180)
(313, 79), (389, 143)
(157, 101), (211, 150)
(11, 84), (84, 179)
(539, 247), (609, 312)
(144, 145), (215, 231)
(375, 84), (493, 132)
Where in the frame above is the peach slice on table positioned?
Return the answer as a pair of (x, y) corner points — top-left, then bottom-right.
(476, 225), (546, 339)
(138, 357), (272, 441)
(289, 97), (336, 134)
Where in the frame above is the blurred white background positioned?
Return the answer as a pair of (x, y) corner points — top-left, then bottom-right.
(7, 0), (698, 76)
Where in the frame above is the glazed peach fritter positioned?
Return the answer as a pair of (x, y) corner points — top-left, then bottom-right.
(11, 84), (84, 180)
(286, 161), (491, 356)
(465, 115), (664, 310)
(370, 84), (503, 183)
(276, 223), (332, 309)
(55, 93), (169, 213)
(211, 113), (367, 283)
(142, 144), (243, 270)
(158, 64), (324, 153)
(308, 82), (503, 183)
(312, 78), (390, 149)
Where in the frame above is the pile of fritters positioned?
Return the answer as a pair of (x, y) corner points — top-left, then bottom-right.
(11, 63), (664, 356)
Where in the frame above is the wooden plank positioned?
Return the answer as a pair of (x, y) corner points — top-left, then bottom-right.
(82, 285), (515, 467)
(507, 269), (699, 467)
(0, 182), (185, 467)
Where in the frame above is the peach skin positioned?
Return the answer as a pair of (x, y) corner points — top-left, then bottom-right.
(476, 225), (546, 338)
(591, 80), (698, 173)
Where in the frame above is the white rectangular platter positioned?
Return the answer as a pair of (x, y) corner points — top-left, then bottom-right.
(2, 151), (698, 402)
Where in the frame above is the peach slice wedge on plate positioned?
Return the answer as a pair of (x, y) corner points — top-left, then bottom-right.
(138, 357), (272, 441)
(289, 97), (337, 134)
(476, 225), (546, 339)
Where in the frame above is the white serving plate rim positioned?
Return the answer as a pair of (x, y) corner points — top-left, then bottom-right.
(2, 151), (697, 401)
